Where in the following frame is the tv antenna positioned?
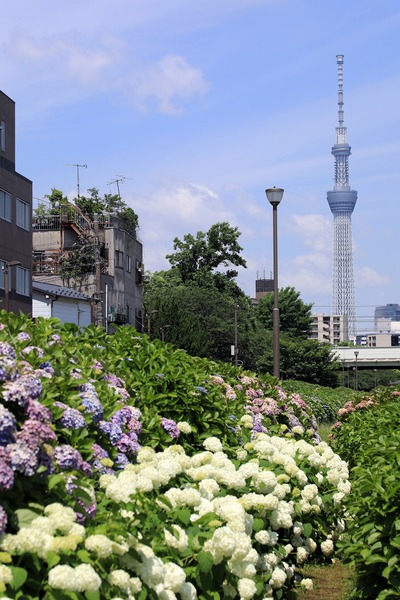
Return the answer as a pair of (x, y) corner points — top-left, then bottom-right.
(107, 175), (133, 200)
(66, 163), (87, 199)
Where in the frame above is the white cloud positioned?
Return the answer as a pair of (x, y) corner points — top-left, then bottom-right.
(357, 266), (390, 288)
(125, 55), (210, 114)
(290, 213), (332, 252)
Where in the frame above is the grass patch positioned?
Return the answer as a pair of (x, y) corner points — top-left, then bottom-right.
(318, 423), (333, 443)
(298, 562), (355, 599)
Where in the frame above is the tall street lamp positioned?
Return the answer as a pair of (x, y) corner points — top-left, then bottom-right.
(2, 260), (22, 312)
(354, 350), (359, 391)
(265, 187), (284, 379)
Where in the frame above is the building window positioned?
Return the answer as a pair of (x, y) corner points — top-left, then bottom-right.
(126, 254), (132, 273)
(115, 250), (124, 269)
(16, 198), (30, 231)
(0, 121), (5, 152)
(0, 189), (11, 222)
(16, 266), (30, 296)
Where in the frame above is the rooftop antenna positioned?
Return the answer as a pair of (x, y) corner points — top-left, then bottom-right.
(66, 163), (87, 199)
(107, 175), (133, 200)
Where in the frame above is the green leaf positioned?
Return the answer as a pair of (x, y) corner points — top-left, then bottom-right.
(46, 551), (61, 568)
(252, 518), (265, 533)
(198, 550), (214, 573)
(15, 508), (41, 528)
(10, 566), (28, 590)
(302, 522), (313, 538)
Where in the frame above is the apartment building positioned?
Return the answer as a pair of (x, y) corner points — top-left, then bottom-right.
(0, 91), (32, 314)
(310, 313), (349, 345)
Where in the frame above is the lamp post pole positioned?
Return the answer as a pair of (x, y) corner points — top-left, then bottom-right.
(2, 261), (22, 312)
(354, 350), (359, 391)
(234, 303), (238, 367)
(265, 187), (284, 379)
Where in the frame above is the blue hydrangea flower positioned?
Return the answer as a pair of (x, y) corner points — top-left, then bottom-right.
(8, 442), (38, 476)
(58, 407), (87, 430)
(0, 404), (17, 445)
(98, 420), (122, 445)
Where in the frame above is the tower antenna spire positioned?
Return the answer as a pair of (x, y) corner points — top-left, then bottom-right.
(327, 55), (358, 339)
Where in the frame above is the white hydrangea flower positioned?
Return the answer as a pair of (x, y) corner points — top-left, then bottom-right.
(164, 525), (189, 551)
(300, 577), (313, 590)
(177, 421), (192, 434)
(203, 437), (223, 453)
(163, 562), (186, 592)
(198, 478), (220, 500)
(255, 529), (274, 545)
(180, 581), (197, 600)
(237, 577), (257, 599)
(137, 447), (156, 463)
(253, 470), (278, 493)
(301, 484), (319, 501)
(108, 569), (131, 589)
(236, 448), (248, 461)
(269, 566), (287, 589)
(321, 539), (334, 557)
(296, 546), (309, 564)
(0, 564), (12, 584)
(129, 577), (142, 593)
(85, 534), (114, 558)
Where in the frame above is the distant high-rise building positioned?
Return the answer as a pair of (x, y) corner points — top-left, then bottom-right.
(327, 55), (357, 337)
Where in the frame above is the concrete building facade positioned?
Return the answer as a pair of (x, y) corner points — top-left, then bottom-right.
(32, 204), (143, 330)
(0, 91), (32, 314)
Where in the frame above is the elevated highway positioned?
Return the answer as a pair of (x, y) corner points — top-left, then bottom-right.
(332, 347), (400, 369)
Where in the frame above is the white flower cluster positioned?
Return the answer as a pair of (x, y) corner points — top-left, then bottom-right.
(48, 563), (101, 592)
(4, 435), (346, 599)
(0, 503), (85, 559)
(96, 434), (349, 597)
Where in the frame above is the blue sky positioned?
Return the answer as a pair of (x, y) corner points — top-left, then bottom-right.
(2, 0), (400, 332)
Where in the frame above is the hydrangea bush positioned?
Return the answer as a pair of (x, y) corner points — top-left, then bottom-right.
(0, 312), (351, 599)
(330, 388), (400, 599)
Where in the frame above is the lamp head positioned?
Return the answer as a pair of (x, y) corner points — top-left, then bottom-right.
(265, 187), (284, 207)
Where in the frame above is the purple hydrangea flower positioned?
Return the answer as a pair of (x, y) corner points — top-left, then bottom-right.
(2, 374), (42, 406)
(252, 414), (264, 433)
(17, 332), (31, 342)
(0, 342), (16, 359)
(8, 442), (38, 476)
(115, 453), (129, 469)
(0, 459), (14, 491)
(17, 419), (57, 448)
(0, 356), (17, 383)
(53, 445), (84, 471)
(25, 399), (53, 423)
(115, 432), (140, 456)
(161, 418), (180, 439)
(0, 505), (8, 534)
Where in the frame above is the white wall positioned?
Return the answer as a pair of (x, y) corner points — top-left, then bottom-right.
(32, 293), (91, 327)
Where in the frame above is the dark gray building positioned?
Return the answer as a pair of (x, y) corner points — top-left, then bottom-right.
(0, 91), (32, 314)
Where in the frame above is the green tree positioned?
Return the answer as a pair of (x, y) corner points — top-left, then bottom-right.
(143, 267), (267, 369)
(257, 336), (340, 387)
(166, 222), (247, 284)
(257, 286), (313, 339)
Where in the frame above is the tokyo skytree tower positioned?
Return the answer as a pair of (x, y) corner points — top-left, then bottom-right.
(327, 54), (357, 337)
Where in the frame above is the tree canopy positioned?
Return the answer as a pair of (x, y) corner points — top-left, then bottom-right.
(166, 222), (247, 284)
(257, 286), (313, 339)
